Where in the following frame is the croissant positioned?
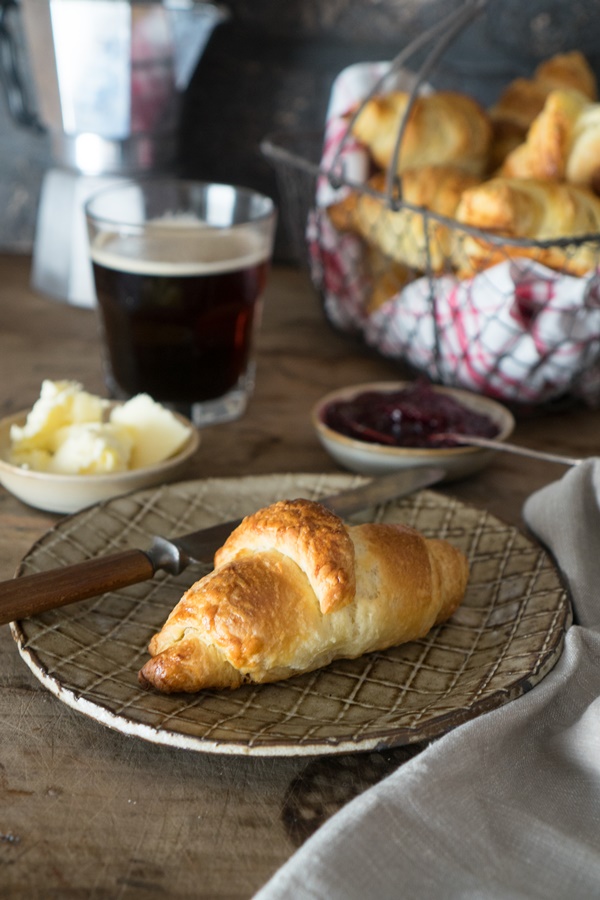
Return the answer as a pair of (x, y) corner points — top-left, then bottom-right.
(138, 498), (469, 693)
(489, 51), (597, 169)
(454, 176), (600, 277)
(500, 88), (600, 191)
(351, 90), (492, 176)
(363, 245), (412, 313)
(531, 50), (597, 98)
(327, 166), (481, 273)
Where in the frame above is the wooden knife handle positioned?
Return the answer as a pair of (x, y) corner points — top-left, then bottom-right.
(0, 549), (156, 626)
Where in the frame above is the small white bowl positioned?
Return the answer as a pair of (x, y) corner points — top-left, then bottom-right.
(312, 381), (515, 482)
(0, 409), (200, 514)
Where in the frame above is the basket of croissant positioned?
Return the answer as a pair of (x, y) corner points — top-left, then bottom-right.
(263, 21), (600, 409)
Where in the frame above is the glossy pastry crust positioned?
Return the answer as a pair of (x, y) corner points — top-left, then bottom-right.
(139, 499), (469, 694)
(500, 88), (600, 190)
(214, 498), (356, 614)
(351, 90), (492, 176)
(454, 176), (600, 276)
(489, 51), (597, 168)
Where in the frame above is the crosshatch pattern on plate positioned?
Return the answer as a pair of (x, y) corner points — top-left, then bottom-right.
(11, 475), (571, 755)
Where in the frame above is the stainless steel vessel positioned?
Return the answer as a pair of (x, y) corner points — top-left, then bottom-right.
(2, 0), (228, 305)
(16, 0), (228, 175)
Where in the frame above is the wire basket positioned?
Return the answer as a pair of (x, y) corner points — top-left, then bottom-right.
(262, 0), (600, 410)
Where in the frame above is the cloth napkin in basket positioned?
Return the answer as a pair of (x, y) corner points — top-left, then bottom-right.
(255, 459), (600, 900)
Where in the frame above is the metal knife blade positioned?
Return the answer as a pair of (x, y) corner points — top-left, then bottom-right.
(149, 465), (445, 573)
(0, 466), (445, 625)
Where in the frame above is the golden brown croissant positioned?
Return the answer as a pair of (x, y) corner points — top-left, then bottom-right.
(327, 166), (481, 273)
(454, 176), (600, 277)
(138, 498), (469, 693)
(533, 50), (597, 99)
(351, 91), (492, 176)
(489, 51), (597, 168)
(500, 88), (600, 191)
(363, 245), (412, 312)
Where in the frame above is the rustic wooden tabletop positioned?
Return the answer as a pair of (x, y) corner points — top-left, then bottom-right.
(0, 253), (597, 898)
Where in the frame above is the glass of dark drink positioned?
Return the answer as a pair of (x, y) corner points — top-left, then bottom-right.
(85, 179), (276, 426)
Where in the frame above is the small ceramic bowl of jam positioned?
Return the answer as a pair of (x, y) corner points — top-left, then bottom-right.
(312, 380), (515, 481)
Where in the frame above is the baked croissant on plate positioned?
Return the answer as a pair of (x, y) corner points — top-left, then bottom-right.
(351, 90), (492, 176)
(327, 166), (481, 273)
(500, 88), (600, 191)
(454, 176), (600, 277)
(138, 498), (469, 693)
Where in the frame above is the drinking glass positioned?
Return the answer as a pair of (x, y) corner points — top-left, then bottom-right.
(85, 179), (277, 426)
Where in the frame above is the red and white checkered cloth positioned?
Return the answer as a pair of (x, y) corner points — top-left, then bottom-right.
(309, 63), (600, 407)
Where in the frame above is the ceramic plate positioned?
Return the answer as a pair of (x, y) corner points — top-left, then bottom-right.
(11, 474), (571, 756)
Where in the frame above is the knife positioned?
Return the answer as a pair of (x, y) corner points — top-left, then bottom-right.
(0, 466), (445, 625)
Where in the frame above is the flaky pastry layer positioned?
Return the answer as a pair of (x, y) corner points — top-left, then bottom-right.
(139, 500), (469, 694)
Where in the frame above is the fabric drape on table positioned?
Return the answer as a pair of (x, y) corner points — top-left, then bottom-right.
(255, 460), (600, 900)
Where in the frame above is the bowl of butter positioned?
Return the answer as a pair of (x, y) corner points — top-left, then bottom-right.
(0, 380), (200, 513)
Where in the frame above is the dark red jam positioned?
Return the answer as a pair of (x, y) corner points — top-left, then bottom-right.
(322, 382), (500, 448)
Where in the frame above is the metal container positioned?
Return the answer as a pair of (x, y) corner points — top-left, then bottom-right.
(10, 0), (228, 174)
(0, 0), (228, 305)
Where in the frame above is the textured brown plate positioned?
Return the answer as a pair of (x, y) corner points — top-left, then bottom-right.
(10, 474), (571, 757)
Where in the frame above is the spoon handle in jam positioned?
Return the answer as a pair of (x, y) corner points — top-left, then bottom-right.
(436, 433), (583, 467)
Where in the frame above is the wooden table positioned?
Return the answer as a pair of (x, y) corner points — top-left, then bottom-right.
(0, 253), (597, 897)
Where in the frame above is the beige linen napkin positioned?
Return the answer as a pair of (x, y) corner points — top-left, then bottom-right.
(255, 459), (600, 900)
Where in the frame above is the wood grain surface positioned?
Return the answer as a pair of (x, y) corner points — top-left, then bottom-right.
(0, 253), (597, 898)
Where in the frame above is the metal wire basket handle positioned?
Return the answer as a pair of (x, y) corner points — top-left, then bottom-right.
(329, 0), (490, 203)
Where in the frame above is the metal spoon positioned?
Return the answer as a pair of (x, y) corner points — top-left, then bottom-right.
(433, 433), (585, 467)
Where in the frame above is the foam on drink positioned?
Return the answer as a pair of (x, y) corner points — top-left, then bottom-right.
(90, 218), (271, 276)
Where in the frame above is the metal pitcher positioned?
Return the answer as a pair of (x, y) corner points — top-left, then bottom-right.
(1, 0), (228, 175)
